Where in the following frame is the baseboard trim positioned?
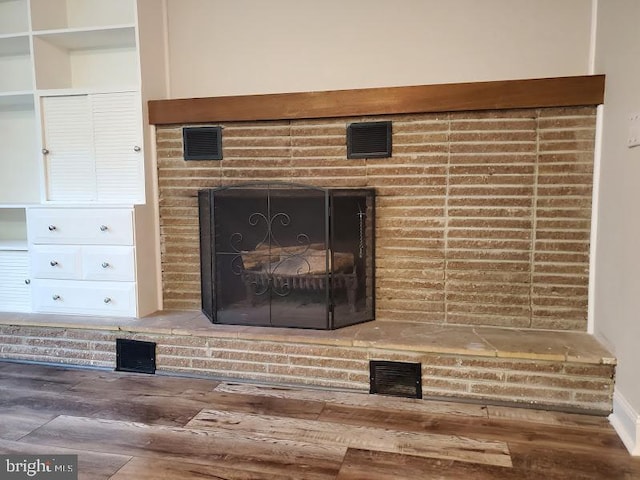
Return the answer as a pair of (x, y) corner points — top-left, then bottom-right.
(609, 389), (640, 455)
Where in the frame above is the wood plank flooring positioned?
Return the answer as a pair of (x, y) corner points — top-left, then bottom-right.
(0, 361), (638, 479)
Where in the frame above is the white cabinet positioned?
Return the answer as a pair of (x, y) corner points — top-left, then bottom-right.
(28, 206), (142, 317)
(0, 250), (31, 313)
(0, 206), (31, 312)
(41, 92), (144, 203)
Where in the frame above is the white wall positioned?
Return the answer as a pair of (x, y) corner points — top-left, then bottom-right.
(593, 0), (640, 454)
(166, 0), (592, 98)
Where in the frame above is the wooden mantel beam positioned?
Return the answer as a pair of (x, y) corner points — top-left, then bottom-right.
(148, 75), (605, 125)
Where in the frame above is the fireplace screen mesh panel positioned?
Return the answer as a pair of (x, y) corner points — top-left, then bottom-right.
(199, 183), (375, 329)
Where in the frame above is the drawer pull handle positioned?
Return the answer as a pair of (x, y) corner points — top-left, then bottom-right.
(48, 225), (56, 231)
(52, 294), (60, 300)
(42, 148), (49, 155)
(50, 260), (58, 267)
(104, 297), (112, 304)
(101, 262), (110, 268)
(133, 145), (141, 152)
(100, 225), (109, 232)
(24, 279), (30, 285)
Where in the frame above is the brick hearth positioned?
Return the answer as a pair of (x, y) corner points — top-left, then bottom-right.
(0, 312), (615, 414)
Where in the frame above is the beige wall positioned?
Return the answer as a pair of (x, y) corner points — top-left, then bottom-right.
(593, 0), (640, 449)
(165, 0), (592, 98)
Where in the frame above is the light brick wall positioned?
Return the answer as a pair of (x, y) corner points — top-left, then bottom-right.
(0, 324), (613, 413)
(157, 107), (596, 330)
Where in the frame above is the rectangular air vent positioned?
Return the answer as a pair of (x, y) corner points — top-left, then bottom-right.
(370, 360), (422, 399)
(347, 121), (392, 159)
(116, 338), (156, 374)
(183, 126), (222, 160)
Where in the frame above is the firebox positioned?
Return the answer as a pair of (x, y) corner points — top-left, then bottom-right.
(198, 183), (375, 329)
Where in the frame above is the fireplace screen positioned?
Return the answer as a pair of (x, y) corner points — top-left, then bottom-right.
(199, 183), (375, 329)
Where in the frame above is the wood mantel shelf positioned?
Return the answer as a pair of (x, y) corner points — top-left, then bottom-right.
(148, 74), (605, 125)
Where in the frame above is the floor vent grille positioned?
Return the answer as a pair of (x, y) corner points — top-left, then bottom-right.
(116, 338), (156, 374)
(370, 360), (422, 399)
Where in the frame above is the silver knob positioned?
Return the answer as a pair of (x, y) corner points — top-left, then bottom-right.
(52, 294), (60, 300)
(42, 148), (49, 155)
(24, 279), (30, 285)
(48, 225), (56, 231)
(101, 262), (109, 268)
(133, 145), (141, 152)
(104, 297), (111, 304)
(99, 225), (108, 232)
(50, 260), (58, 266)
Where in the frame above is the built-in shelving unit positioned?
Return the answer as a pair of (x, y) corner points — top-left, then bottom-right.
(0, 0), (167, 316)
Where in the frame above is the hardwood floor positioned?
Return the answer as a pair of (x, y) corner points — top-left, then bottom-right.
(0, 361), (638, 479)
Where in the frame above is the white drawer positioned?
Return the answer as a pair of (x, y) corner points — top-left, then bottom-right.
(28, 208), (134, 245)
(32, 279), (136, 317)
(31, 245), (82, 279)
(82, 246), (135, 282)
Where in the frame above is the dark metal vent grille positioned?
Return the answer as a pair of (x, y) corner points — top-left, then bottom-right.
(183, 126), (222, 160)
(347, 121), (392, 159)
(116, 339), (156, 374)
(370, 360), (422, 399)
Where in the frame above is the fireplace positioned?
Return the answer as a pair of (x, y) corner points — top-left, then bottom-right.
(198, 183), (375, 329)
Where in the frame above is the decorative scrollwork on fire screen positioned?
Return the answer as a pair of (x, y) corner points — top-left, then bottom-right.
(227, 209), (318, 298)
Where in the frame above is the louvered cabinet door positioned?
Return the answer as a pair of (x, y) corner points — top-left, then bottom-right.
(91, 92), (144, 203)
(41, 92), (144, 204)
(0, 251), (31, 313)
(41, 95), (96, 202)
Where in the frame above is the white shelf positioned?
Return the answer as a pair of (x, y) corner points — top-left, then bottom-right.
(0, 92), (33, 107)
(0, 33), (29, 52)
(0, 239), (28, 251)
(36, 86), (138, 97)
(0, 203), (39, 208)
(33, 25), (136, 50)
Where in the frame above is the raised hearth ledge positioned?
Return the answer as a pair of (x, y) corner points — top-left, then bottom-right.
(148, 75), (605, 125)
(0, 311), (614, 366)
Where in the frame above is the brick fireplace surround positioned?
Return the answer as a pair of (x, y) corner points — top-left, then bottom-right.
(157, 107), (596, 331)
(0, 76), (617, 413)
